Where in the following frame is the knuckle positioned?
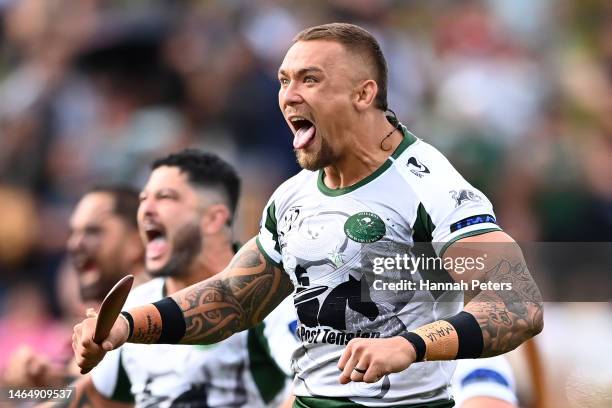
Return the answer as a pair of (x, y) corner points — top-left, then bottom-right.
(347, 338), (359, 347)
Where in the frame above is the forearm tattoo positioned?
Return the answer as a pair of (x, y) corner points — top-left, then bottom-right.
(130, 307), (163, 343)
(466, 255), (544, 357)
(172, 238), (294, 344)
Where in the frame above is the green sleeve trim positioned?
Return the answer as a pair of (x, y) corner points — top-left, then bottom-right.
(256, 236), (283, 268)
(439, 227), (502, 258)
(110, 350), (134, 403)
(247, 323), (287, 403)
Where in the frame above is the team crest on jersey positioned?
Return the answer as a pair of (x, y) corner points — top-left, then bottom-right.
(343, 212), (386, 243)
(450, 189), (482, 207)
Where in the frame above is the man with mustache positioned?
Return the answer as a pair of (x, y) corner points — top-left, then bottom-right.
(74, 23), (543, 408)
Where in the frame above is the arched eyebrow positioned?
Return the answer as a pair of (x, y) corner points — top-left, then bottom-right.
(278, 66), (324, 78)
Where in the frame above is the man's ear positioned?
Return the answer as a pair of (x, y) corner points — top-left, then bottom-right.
(354, 79), (378, 112)
(201, 204), (231, 235)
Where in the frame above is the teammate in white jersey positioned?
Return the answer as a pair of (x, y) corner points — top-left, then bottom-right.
(73, 23), (543, 408)
(67, 150), (297, 408)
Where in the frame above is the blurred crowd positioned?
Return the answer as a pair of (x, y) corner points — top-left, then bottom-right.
(0, 0), (611, 405)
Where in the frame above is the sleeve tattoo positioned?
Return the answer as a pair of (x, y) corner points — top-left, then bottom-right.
(171, 237), (294, 344)
(464, 248), (544, 357)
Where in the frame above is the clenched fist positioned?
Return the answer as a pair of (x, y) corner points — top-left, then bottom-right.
(72, 310), (129, 374)
(337, 337), (417, 384)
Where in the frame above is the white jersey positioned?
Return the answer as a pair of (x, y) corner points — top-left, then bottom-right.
(452, 357), (518, 407)
(257, 125), (500, 407)
(91, 277), (298, 408)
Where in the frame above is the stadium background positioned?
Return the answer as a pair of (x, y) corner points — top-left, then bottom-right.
(0, 0), (610, 406)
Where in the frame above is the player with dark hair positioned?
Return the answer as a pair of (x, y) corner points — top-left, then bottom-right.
(69, 185), (145, 304)
(66, 149), (296, 407)
(150, 149), (241, 221)
(3, 184), (144, 390)
(74, 23), (543, 408)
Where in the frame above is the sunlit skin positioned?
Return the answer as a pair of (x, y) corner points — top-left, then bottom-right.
(72, 32), (542, 392)
(67, 192), (141, 303)
(278, 40), (403, 186)
(137, 166), (233, 294)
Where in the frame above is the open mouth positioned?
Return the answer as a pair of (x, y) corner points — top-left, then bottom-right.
(70, 254), (101, 289)
(290, 116), (316, 149)
(71, 252), (96, 273)
(143, 222), (169, 260)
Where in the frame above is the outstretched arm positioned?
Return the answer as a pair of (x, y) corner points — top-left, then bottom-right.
(171, 237), (294, 344)
(73, 237), (293, 373)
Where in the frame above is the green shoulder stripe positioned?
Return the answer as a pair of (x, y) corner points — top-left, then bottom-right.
(412, 203), (435, 242)
(264, 201), (281, 253)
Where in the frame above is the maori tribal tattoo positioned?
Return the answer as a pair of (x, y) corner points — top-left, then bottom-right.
(172, 237), (294, 344)
(465, 249), (544, 357)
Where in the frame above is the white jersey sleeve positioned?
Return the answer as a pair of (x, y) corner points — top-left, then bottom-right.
(256, 171), (311, 268)
(398, 140), (501, 255)
(257, 191), (283, 267)
(90, 348), (134, 403)
(452, 356), (518, 407)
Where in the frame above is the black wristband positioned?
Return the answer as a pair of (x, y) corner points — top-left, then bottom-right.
(443, 311), (483, 358)
(399, 332), (426, 362)
(120, 311), (134, 340)
(152, 297), (186, 344)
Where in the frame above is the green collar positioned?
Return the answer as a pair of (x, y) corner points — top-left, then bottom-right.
(317, 124), (417, 197)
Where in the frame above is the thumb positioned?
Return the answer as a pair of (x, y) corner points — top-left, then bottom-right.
(102, 341), (115, 351)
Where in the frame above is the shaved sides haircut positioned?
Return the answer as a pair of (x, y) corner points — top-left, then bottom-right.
(293, 22), (388, 111)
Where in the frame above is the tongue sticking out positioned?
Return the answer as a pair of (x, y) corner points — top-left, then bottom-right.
(293, 125), (316, 149)
(147, 237), (168, 259)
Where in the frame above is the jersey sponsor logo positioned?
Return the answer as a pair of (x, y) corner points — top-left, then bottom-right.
(450, 214), (497, 233)
(343, 212), (386, 243)
(450, 189), (483, 207)
(407, 156), (430, 177)
(296, 326), (381, 345)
